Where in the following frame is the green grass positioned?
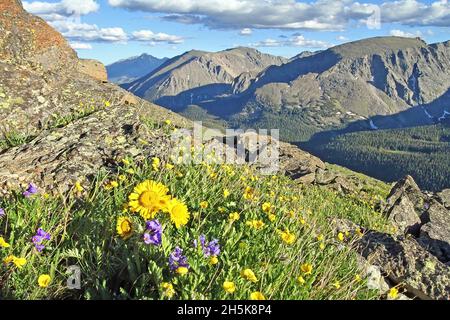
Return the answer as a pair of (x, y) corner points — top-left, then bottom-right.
(0, 131), (36, 152)
(0, 147), (392, 300)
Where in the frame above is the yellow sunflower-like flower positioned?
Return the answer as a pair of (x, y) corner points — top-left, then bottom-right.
(38, 274), (51, 288)
(223, 281), (236, 294)
(128, 180), (171, 219)
(116, 217), (133, 239)
(250, 291), (266, 300)
(262, 202), (272, 213)
(167, 198), (190, 229)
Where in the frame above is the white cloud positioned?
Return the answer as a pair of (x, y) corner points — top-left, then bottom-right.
(50, 20), (128, 42)
(107, 0), (450, 30)
(23, 0), (99, 19)
(70, 42), (93, 50)
(239, 28), (252, 36)
(381, 0), (450, 27)
(132, 30), (185, 44)
(389, 29), (422, 38)
(336, 35), (349, 41)
(250, 35), (331, 49)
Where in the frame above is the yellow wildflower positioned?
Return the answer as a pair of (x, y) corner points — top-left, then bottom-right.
(333, 281), (341, 289)
(116, 217), (133, 240)
(209, 256), (219, 265)
(280, 230), (296, 245)
(176, 266), (189, 276)
(164, 119), (172, 126)
(262, 202), (272, 213)
(241, 269), (258, 282)
(104, 101), (111, 107)
(319, 242), (326, 250)
(388, 287), (399, 299)
(243, 186), (255, 200)
(337, 232), (345, 242)
(300, 263), (313, 275)
(250, 292), (266, 300)
(0, 237), (10, 248)
(128, 180), (171, 219)
(223, 189), (230, 198)
(152, 157), (160, 171)
(223, 281), (236, 294)
(165, 163), (174, 170)
(199, 201), (209, 209)
(161, 282), (175, 298)
(38, 274), (51, 288)
(167, 198), (190, 229)
(229, 212), (240, 222)
(268, 214), (276, 222)
(297, 276), (306, 285)
(246, 220), (265, 230)
(74, 181), (84, 193)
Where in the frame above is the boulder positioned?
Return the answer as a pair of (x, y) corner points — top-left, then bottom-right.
(384, 195), (421, 235)
(78, 59), (108, 82)
(417, 200), (450, 264)
(355, 231), (450, 300)
(436, 189), (450, 209)
(385, 175), (426, 214)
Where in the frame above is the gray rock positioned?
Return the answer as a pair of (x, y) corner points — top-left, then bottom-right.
(418, 200), (450, 264)
(355, 231), (450, 300)
(384, 195), (421, 235)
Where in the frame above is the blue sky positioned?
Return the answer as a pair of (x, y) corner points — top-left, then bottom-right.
(23, 0), (450, 65)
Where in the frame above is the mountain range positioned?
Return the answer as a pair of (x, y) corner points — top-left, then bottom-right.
(106, 53), (168, 84)
(126, 38), (450, 139)
(118, 37), (450, 190)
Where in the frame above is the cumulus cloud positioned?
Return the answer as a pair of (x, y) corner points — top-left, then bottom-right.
(132, 30), (185, 44)
(50, 20), (128, 43)
(250, 35), (331, 49)
(23, 0), (99, 19)
(107, 0), (450, 30)
(381, 0), (450, 27)
(239, 28), (252, 36)
(389, 29), (422, 38)
(70, 42), (93, 50)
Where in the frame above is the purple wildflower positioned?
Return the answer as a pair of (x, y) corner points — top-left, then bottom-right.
(143, 220), (162, 246)
(0, 208), (5, 218)
(196, 235), (221, 257)
(204, 239), (220, 257)
(32, 228), (51, 252)
(23, 183), (38, 197)
(168, 246), (189, 271)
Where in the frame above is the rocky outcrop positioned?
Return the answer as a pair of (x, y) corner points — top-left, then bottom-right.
(418, 200), (450, 264)
(78, 59), (108, 82)
(0, 0), (77, 72)
(356, 231), (450, 300)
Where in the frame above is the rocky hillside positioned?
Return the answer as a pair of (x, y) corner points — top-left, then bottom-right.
(107, 54), (169, 84)
(238, 37), (450, 129)
(0, 0), (189, 192)
(0, 0), (449, 301)
(123, 47), (287, 110)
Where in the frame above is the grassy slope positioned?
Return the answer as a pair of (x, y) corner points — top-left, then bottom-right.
(0, 121), (393, 300)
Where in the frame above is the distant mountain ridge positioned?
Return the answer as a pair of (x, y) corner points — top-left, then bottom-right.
(124, 37), (450, 140)
(106, 53), (168, 84)
(123, 47), (287, 110)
